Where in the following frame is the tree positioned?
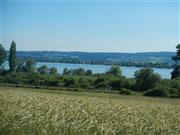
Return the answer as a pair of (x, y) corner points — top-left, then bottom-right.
(16, 59), (36, 73)
(25, 59), (36, 73)
(9, 41), (17, 72)
(37, 65), (49, 74)
(86, 69), (92, 75)
(106, 65), (122, 77)
(94, 77), (111, 89)
(171, 44), (180, 79)
(63, 68), (70, 75)
(72, 68), (86, 75)
(0, 44), (7, 66)
(49, 67), (58, 75)
(134, 68), (162, 91)
(110, 79), (125, 90)
(64, 77), (77, 87)
(16, 59), (26, 72)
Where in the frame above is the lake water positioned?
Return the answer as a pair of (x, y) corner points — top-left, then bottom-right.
(2, 62), (172, 79)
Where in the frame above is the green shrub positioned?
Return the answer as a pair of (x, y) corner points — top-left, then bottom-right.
(34, 86), (40, 89)
(143, 87), (168, 97)
(78, 78), (90, 89)
(110, 78), (125, 90)
(2, 73), (21, 84)
(134, 68), (162, 91)
(73, 88), (79, 92)
(169, 94), (180, 98)
(94, 77), (111, 90)
(171, 79), (180, 91)
(64, 77), (78, 88)
(106, 65), (122, 77)
(119, 88), (132, 95)
(47, 80), (59, 86)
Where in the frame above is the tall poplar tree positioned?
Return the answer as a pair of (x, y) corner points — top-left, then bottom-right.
(9, 41), (17, 72)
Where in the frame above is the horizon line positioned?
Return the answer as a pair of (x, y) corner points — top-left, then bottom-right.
(16, 50), (176, 53)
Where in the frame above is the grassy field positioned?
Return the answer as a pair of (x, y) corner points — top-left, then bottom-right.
(0, 86), (180, 135)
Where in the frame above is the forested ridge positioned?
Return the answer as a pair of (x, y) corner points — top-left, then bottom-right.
(16, 51), (175, 68)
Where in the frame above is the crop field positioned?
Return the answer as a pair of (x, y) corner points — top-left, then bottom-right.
(1, 86), (180, 135)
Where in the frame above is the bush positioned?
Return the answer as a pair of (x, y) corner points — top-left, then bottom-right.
(0, 69), (8, 76)
(110, 78), (125, 90)
(106, 65), (122, 77)
(86, 69), (92, 75)
(47, 79), (59, 86)
(73, 88), (79, 92)
(171, 78), (180, 90)
(94, 77), (111, 90)
(63, 77), (78, 88)
(134, 68), (162, 91)
(143, 87), (169, 97)
(78, 78), (90, 89)
(169, 94), (180, 98)
(119, 88), (132, 95)
(2, 72), (22, 84)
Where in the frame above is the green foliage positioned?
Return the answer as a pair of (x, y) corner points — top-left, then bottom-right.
(0, 72), (26, 84)
(49, 67), (58, 75)
(0, 44), (7, 66)
(171, 44), (180, 79)
(119, 88), (132, 95)
(86, 69), (92, 75)
(72, 68), (86, 75)
(78, 77), (90, 89)
(27, 73), (60, 86)
(37, 65), (58, 75)
(143, 87), (169, 97)
(16, 59), (36, 73)
(63, 77), (78, 88)
(16, 60), (26, 72)
(143, 82), (180, 97)
(63, 68), (92, 76)
(171, 65), (180, 79)
(9, 41), (17, 72)
(37, 65), (49, 74)
(161, 79), (180, 90)
(110, 78), (126, 90)
(134, 68), (162, 91)
(106, 65), (122, 77)
(94, 77), (111, 89)
(170, 78), (180, 90)
(172, 44), (180, 63)
(25, 59), (36, 73)
(63, 68), (70, 75)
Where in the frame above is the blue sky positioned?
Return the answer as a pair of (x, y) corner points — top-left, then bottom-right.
(0, 0), (179, 52)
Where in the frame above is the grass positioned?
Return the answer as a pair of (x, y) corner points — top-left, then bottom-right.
(0, 86), (180, 135)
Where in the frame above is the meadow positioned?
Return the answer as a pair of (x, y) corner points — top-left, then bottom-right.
(1, 86), (180, 135)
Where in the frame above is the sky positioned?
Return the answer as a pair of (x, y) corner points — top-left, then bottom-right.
(0, 0), (179, 52)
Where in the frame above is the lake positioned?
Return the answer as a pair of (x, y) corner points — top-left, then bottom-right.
(2, 62), (172, 79)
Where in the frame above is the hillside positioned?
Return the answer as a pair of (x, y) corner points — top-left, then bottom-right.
(16, 51), (175, 68)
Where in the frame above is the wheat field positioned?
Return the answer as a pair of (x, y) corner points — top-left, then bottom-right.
(0, 86), (180, 135)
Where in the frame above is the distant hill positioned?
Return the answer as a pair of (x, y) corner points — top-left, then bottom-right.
(16, 51), (175, 68)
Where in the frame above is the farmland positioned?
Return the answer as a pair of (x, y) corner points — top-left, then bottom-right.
(1, 86), (180, 135)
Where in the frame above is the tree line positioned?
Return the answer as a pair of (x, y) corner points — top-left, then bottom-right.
(0, 41), (180, 98)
